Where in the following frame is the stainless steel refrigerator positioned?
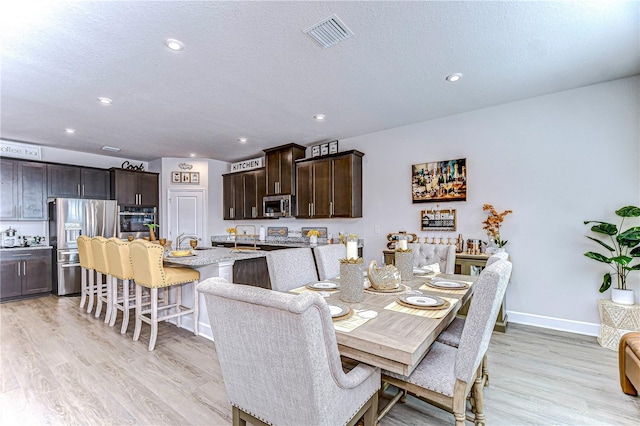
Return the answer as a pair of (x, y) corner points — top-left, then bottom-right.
(49, 198), (118, 295)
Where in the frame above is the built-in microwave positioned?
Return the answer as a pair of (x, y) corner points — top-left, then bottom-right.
(118, 205), (157, 239)
(263, 194), (293, 218)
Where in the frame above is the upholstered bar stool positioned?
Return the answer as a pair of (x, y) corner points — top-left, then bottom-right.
(129, 239), (200, 351)
(91, 236), (112, 323)
(105, 237), (136, 334)
(77, 235), (96, 313)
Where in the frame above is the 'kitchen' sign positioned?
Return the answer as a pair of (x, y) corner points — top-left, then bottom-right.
(0, 140), (42, 160)
(230, 157), (263, 172)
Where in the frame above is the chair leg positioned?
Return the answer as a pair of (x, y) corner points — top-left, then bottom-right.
(482, 353), (489, 387)
(87, 270), (95, 314)
(133, 284), (142, 342)
(193, 280), (199, 336)
(148, 287), (158, 351)
(363, 391), (378, 426)
(109, 276), (118, 327)
(104, 274), (113, 324)
(80, 268), (87, 309)
(95, 272), (103, 318)
(232, 406), (247, 426)
(121, 279), (130, 334)
(472, 374), (486, 425)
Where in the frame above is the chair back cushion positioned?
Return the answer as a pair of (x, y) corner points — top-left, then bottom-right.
(266, 247), (319, 292)
(90, 236), (110, 274)
(77, 235), (94, 269)
(409, 243), (456, 274)
(455, 259), (512, 383)
(129, 239), (166, 287)
(313, 244), (347, 280)
(105, 238), (133, 280)
(197, 279), (378, 425)
(486, 251), (509, 267)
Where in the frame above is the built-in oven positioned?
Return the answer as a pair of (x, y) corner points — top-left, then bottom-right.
(118, 206), (157, 239)
(263, 194), (293, 218)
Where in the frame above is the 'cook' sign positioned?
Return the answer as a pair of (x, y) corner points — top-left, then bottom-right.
(230, 157), (263, 172)
(0, 140), (41, 160)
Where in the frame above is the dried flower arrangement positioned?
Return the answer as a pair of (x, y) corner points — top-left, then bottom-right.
(225, 227), (236, 234)
(306, 229), (320, 237)
(482, 204), (513, 248)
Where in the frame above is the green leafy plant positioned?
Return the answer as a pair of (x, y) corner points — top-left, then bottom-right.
(584, 206), (640, 292)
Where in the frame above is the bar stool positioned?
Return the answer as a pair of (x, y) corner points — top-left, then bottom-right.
(77, 235), (96, 313)
(91, 236), (112, 324)
(105, 238), (136, 334)
(129, 239), (200, 351)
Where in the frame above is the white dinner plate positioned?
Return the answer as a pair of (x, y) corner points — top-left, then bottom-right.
(400, 295), (444, 307)
(307, 281), (339, 290)
(328, 303), (350, 318)
(430, 280), (467, 289)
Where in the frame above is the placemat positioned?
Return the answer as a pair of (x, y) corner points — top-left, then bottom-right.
(290, 285), (338, 295)
(419, 279), (473, 295)
(384, 297), (458, 319)
(333, 314), (370, 333)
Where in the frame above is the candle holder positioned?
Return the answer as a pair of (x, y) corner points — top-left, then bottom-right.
(339, 259), (364, 303)
(394, 249), (413, 281)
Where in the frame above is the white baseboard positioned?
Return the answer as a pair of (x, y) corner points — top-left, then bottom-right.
(507, 310), (600, 337)
(174, 317), (214, 341)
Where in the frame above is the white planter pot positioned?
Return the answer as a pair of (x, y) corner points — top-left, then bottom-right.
(309, 236), (318, 245)
(611, 288), (635, 305)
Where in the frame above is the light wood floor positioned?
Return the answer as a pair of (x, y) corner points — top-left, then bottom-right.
(1, 295), (638, 425)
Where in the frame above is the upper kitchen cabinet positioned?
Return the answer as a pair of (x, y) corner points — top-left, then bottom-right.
(243, 168), (266, 219)
(295, 150), (364, 219)
(264, 143), (306, 195)
(110, 169), (159, 207)
(223, 168), (266, 220)
(0, 159), (47, 221)
(48, 164), (110, 199)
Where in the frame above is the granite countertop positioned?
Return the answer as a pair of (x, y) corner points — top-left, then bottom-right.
(163, 246), (267, 267)
(210, 235), (363, 248)
(0, 245), (53, 252)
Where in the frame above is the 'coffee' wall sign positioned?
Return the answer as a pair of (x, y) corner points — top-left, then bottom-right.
(230, 157), (263, 172)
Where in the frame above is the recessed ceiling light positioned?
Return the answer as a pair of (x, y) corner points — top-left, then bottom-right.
(98, 97), (112, 104)
(314, 114), (325, 121)
(165, 38), (184, 51)
(238, 138), (247, 143)
(446, 73), (462, 82)
(101, 146), (121, 152)
(189, 153), (196, 157)
(65, 128), (75, 134)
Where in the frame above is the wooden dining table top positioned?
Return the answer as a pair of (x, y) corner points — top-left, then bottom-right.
(296, 273), (477, 376)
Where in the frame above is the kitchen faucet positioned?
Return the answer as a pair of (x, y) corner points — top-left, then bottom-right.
(177, 233), (199, 249)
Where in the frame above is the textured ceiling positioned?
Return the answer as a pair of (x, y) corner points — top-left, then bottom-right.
(1, 1), (638, 162)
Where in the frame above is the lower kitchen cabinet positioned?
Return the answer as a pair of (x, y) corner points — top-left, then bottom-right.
(0, 248), (52, 300)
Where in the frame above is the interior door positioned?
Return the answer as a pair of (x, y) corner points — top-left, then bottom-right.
(168, 189), (205, 249)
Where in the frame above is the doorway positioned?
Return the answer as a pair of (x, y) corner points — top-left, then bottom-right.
(167, 189), (206, 248)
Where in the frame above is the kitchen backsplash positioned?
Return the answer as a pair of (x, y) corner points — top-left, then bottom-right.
(0, 221), (48, 245)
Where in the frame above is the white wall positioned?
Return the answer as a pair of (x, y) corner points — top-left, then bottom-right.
(328, 76), (639, 334)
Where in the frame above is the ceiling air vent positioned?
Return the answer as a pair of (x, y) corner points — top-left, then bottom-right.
(303, 14), (354, 49)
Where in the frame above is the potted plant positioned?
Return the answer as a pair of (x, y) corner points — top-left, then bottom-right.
(584, 205), (640, 305)
(306, 229), (320, 245)
(145, 223), (159, 241)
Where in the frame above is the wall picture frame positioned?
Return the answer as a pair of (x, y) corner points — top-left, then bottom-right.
(329, 140), (338, 154)
(320, 143), (329, 156)
(181, 172), (191, 183)
(411, 158), (467, 203)
(172, 172), (181, 183)
(311, 145), (321, 157)
(190, 172), (200, 184)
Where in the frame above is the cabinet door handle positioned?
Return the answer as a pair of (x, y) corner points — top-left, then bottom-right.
(82, 185), (85, 197)
(23, 261), (26, 276)
(17, 262), (20, 277)
(330, 201), (333, 216)
(230, 207), (234, 218)
(308, 203), (311, 217)
(77, 184), (81, 196)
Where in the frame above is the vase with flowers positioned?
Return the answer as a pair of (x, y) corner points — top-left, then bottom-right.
(226, 227), (236, 241)
(306, 229), (320, 245)
(482, 204), (513, 253)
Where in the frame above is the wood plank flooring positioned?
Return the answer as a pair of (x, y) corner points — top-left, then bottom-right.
(1, 295), (638, 425)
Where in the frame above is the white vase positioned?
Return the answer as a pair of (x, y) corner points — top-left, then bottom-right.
(309, 235), (318, 245)
(611, 288), (635, 305)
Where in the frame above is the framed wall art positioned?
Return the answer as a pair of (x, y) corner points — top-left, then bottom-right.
(328, 140), (339, 154)
(411, 158), (467, 203)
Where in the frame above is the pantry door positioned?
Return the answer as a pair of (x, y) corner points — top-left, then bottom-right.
(167, 189), (205, 248)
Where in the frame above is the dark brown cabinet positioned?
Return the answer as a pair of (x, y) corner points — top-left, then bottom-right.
(0, 159), (47, 220)
(110, 169), (159, 207)
(295, 150), (363, 218)
(264, 144), (306, 195)
(0, 248), (52, 300)
(48, 164), (110, 199)
(223, 168), (266, 220)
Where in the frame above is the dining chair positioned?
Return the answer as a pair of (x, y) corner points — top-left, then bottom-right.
(313, 244), (347, 280)
(129, 239), (200, 351)
(77, 235), (96, 313)
(105, 237), (135, 334)
(197, 277), (381, 426)
(436, 251), (510, 386)
(91, 236), (112, 323)
(380, 259), (512, 425)
(266, 247), (318, 292)
(409, 243), (456, 274)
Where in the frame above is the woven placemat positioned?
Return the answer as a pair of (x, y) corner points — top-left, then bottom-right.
(333, 314), (371, 333)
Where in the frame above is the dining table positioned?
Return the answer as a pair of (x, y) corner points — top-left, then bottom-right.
(290, 272), (477, 376)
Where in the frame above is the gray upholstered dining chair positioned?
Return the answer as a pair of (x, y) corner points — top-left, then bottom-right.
(313, 244), (347, 280)
(409, 243), (457, 274)
(197, 278), (380, 426)
(379, 259), (512, 425)
(266, 247), (319, 292)
(437, 251), (510, 385)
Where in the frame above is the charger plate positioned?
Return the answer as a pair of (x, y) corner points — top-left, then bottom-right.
(397, 295), (451, 310)
(306, 282), (339, 291)
(328, 302), (352, 320)
(425, 280), (469, 290)
(364, 284), (410, 294)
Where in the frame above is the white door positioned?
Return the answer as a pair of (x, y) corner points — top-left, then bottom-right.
(168, 189), (206, 248)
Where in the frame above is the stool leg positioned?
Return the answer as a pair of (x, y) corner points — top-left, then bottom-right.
(176, 285), (182, 328)
(80, 267), (87, 309)
(104, 274), (113, 324)
(109, 276), (119, 327)
(87, 269), (95, 314)
(95, 272), (103, 318)
(133, 284), (142, 342)
(121, 279), (130, 335)
(148, 287), (158, 351)
(193, 280), (199, 336)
